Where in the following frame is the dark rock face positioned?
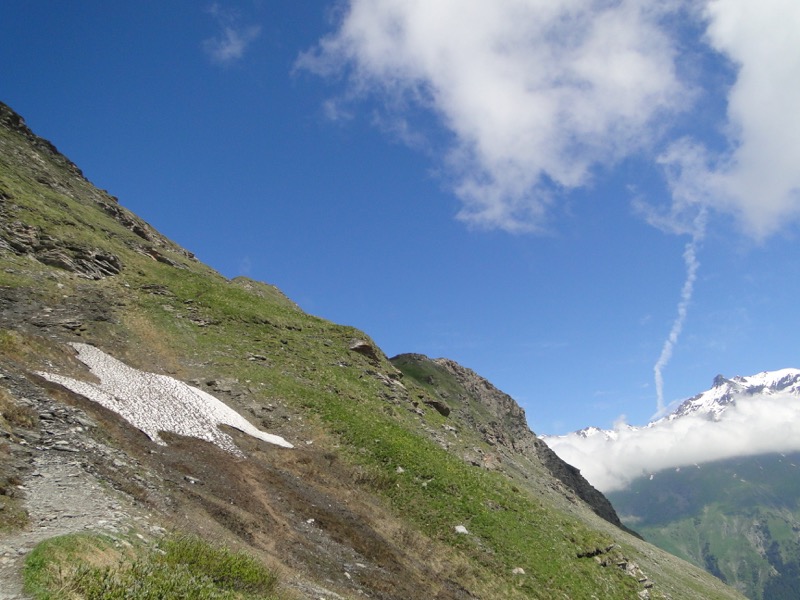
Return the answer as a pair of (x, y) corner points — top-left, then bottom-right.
(428, 357), (631, 532)
(423, 397), (451, 417)
(0, 218), (122, 279)
(349, 339), (381, 364)
(534, 441), (638, 535)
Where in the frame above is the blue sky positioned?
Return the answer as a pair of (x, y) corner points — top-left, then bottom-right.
(2, 1), (799, 435)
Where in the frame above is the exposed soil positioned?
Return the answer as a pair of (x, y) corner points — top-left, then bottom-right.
(0, 344), (478, 600)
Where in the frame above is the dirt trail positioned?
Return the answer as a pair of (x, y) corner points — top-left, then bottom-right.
(0, 450), (154, 600)
(0, 365), (160, 600)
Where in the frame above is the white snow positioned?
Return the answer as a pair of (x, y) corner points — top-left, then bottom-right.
(37, 343), (293, 456)
(665, 368), (800, 422)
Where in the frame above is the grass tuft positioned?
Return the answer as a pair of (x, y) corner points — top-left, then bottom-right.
(23, 533), (281, 600)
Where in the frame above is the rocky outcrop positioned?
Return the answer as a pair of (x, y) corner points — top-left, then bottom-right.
(395, 354), (631, 532)
(578, 543), (656, 599)
(349, 339), (382, 364)
(0, 101), (87, 182)
(423, 396), (451, 417)
(432, 358), (537, 453)
(0, 218), (121, 279)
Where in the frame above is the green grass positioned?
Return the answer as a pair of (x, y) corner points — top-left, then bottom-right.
(24, 534), (282, 600)
(101, 269), (651, 598)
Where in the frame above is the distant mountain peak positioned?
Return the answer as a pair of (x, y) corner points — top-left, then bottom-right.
(546, 368), (800, 445)
(668, 368), (800, 422)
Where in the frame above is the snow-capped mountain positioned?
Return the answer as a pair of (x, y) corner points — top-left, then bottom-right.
(542, 367), (800, 493)
(666, 368), (800, 421)
(550, 369), (800, 599)
(572, 424), (636, 441)
(552, 368), (800, 443)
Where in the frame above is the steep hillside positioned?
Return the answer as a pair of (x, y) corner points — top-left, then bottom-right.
(0, 101), (744, 599)
(389, 353), (635, 535)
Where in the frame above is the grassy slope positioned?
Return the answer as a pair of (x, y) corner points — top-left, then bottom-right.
(0, 102), (745, 599)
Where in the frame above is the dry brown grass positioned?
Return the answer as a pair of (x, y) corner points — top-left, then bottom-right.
(119, 310), (186, 376)
(0, 387), (37, 431)
(0, 329), (97, 381)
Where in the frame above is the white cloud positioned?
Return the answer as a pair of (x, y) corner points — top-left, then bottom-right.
(661, 0), (800, 238)
(203, 3), (261, 65)
(302, 1), (800, 237)
(300, 0), (690, 232)
(546, 393), (800, 492)
(302, 1), (800, 414)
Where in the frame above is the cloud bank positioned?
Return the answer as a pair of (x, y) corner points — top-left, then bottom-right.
(302, 0), (800, 236)
(546, 393), (800, 492)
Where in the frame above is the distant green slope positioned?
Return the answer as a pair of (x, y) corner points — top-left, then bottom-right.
(609, 453), (800, 599)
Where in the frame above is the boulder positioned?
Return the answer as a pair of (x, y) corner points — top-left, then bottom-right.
(349, 339), (381, 363)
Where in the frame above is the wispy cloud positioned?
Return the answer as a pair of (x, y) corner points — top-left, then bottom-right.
(203, 3), (261, 66)
(298, 0), (690, 232)
(238, 255), (252, 276)
(301, 1), (800, 237)
(546, 393), (800, 492)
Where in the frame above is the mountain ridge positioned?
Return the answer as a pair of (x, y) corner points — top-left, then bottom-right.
(391, 353), (637, 535)
(0, 100), (744, 599)
(548, 367), (800, 444)
(668, 369), (800, 421)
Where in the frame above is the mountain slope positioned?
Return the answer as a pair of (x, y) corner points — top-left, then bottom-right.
(608, 371), (800, 600)
(389, 353), (636, 535)
(0, 101), (744, 599)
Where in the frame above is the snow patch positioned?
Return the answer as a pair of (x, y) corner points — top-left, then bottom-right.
(37, 343), (293, 456)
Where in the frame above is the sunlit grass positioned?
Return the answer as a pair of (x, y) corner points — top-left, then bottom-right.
(24, 533), (282, 600)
